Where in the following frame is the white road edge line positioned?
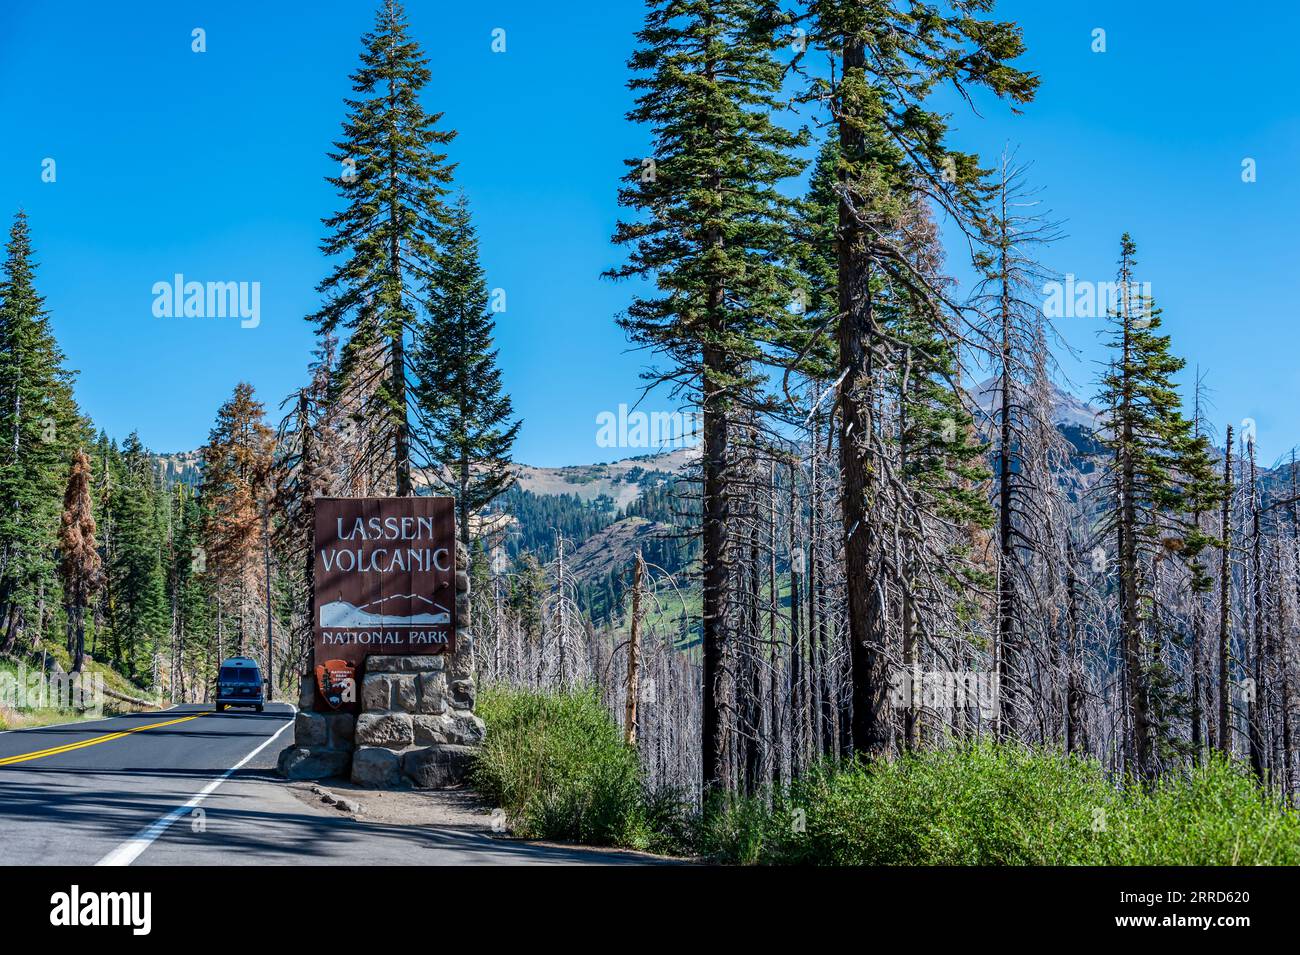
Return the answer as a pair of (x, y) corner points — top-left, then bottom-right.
(95, 706), (297, 867)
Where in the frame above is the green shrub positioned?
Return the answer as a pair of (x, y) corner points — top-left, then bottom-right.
(469, 689), (1300, 865)
(700, 743), (1300, 866)
(1105, 756), (1300, 865)
(638, 783), (696, 856)
(472, 685), (650, 848)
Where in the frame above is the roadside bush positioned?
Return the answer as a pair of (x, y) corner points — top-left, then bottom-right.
(1105, 756), (1300, 865)
(472, 685), (650, 848)
(470, 687), (1300, 864)
(701, 743), (1300, 866)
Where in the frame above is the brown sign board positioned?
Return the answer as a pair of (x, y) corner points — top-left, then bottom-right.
(313, 497), (457, 704)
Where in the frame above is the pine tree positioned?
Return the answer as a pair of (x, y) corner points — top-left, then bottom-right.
(58, 449), (101, 672)
(608, 0), (806, 795)
(1096, 234), (1210, 778)
(0, 211), (82, 653)
(91, 432), (123, 666)
(790, 140), (840, 343)
(112, 433), (169, 678)
(310, 0), (457, 497)
(803, 0), (1037, 755)
(200, 383), (273, 655)
(411, 195), (521, 549)
(509, 554), (548, 647)
(169, 483), (212, 700)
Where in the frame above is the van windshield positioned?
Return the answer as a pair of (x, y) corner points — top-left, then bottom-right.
(219, 667), (260, 684)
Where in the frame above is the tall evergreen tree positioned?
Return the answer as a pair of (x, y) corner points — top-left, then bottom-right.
(111, 433), (169, 678)
(790, 140), (840, 339)
(412, 195), (521, 550)
(91, 432), (123, 666)
(169, 483), (213, 700)
(200, 383), (273, 655)
(310, 0), (457, 497)
(608, 0), (806, 794)
(1096, 234), (1214, 778)
(803, 0), (1037, 755)
(0, 211), (81, 653)
(59, 449), (101, 672)
(509, 553), (549, 647)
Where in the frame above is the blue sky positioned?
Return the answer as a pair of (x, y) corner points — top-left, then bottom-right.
(1, 0), (1297, 466)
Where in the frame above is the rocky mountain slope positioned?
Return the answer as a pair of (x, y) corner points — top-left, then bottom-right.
(512, 447), (694, 509)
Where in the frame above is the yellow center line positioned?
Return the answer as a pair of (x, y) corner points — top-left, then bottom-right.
(0, 714), (206, 767)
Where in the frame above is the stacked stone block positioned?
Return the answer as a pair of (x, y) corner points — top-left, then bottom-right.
(349, 652), (485, 788)
(277, 682), (355, 780)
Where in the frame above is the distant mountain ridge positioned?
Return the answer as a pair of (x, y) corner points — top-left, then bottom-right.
(147, 384), (1112, 575)
(149, 381), (1117, 530)
(969, 375), (1105, 433)
(512, 447), (695, 508)
(147, 378), (1111, 502)
(155, 383), (1298, 638)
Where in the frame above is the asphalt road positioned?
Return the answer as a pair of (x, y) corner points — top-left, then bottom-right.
(0, 704), (657, 866)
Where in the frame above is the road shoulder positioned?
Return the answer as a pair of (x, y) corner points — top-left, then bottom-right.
(283, 777), (684, 864)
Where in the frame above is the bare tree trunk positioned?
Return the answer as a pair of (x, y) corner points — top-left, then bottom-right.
(808, 429), (824, 755)
(787, 464), (805, 776)
(701, 356), (732, 795)
(744, 504), (764, 794)
(71, 606), (87, 673)
(300, 391), (317, 678)
(995, 207), (1018, 742)
(1218, 426), (1234, 756)
(1247, 440), (1265, 779)
(1065, 551), (1086, 753)
(768, 460), (782, 786)
(624, 551), (644, 747)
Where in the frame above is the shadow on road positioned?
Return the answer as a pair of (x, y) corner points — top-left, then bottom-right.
(0, 747), (675, 865)
(142, 788), (673, 865)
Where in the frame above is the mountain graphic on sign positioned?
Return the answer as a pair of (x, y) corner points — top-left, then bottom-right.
(319, 593), (450, 628)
